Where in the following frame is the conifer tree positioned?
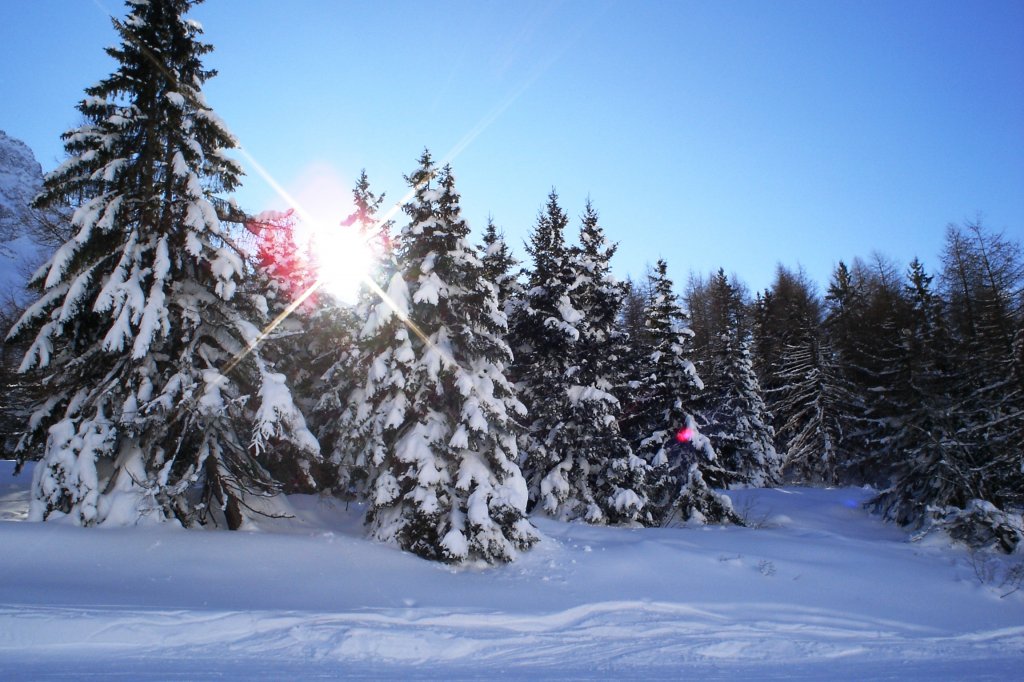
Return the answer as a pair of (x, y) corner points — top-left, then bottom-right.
(875, 225), (1023, 552)
(559, 200), (651, 524)
(837, 255), (912, 482)
(242, 208), (326, 492)
(626, 259), (739, 525)
(479, 217), (521, 320)
(5, 0), (318, 528)
(753, 265), (858, 484)
(508, 190), (585, 513)
(819, 259), (876, 480)
(613, 275), (652, 422)
(245, 209), (317, 315)
(698, 269), (781, 487)
(870, 258), (963, 524)
(939, 222), (1023, 541)
(751, 265), (822, 433)
(511, 194), (649, 523)
(773, 327), (856, 485)
(346, 151), (537, 563)
(618, 276), (651, 355)
(313, 170), (390, 499)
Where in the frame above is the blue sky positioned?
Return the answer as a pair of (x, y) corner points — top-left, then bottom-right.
(2, 0), (1022, 294)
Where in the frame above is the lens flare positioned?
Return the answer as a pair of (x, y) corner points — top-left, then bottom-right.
(676, 427), (694, 443)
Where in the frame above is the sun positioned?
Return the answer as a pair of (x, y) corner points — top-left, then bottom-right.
(310, 221), (375, 304)
(283, 162), (376, 304)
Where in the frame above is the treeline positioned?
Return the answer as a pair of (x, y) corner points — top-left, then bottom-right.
(246, 166), (753, 563)
(3, 0), (1021, 563)
(682, 225), (1024, 551)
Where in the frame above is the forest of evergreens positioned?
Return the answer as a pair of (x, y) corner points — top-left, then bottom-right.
(2, 0), (1021, 564)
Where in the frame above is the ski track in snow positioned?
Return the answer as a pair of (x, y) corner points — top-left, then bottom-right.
(1, 462), (1022, 680)
(2, 601), (1022, 679)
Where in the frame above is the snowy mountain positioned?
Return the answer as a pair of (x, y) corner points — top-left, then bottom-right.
(0, 130), (48, 312)
(0, 460), (1021, 679)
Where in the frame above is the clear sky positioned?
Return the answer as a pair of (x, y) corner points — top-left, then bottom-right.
(2, 0), (1022, 294)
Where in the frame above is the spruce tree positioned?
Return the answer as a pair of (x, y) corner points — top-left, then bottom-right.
(626, 259), (739, 525)
(819, 259), (876, 481)
(479, 217), (522, 320)
(698, 269), (781, 488)
(874, 225), (1023, 552)
(5, 0), (318, 528)
(560, 200), (651, 524)
(313, 170), (390, 499)
(242, 208), (326, 492)
(347, 152), (537, 563)
(870, 258), (963, 525)
(773, 327), (856, 485)
(508, 190), (585, 514)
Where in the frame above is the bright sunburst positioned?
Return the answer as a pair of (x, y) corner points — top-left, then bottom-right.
(285, 163), (375, 304)
(309, 220), (374, 304)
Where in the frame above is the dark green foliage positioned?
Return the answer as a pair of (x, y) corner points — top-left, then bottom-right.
(871, 224), (1023, 552)
(624, 259), (740, 525)
(6, 0), (318, 529)
(509, 190), (584, 515)
(692, 269), (781, 488)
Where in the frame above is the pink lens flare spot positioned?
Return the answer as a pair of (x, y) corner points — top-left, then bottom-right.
(676, 427), (694, 443)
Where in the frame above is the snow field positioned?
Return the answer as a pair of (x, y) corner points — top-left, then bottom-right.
(0, 462), (1021, 679)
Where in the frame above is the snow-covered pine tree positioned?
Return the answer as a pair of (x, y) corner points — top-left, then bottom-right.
(508, 190), (587, 515)
(510, 194), (647, 523)
(479, 216), (522, 321)
(315, 170), (393, 500)
(870, 258), (965, 526)
(348, 151), (537, 563)
(819, 260), (875, 481)
(698, 269), (781, 488)
(753, 265), (857, 485)
(5, 0), (319, 529)
(246, 209), (317, 315)
(241, 208), (326, 491)
(560, 200), (651, 524)
(242, 205), (362, 494)
(773, 325), (857, 486)
(625, 259), (739, 525)
(821, 261), (863, 396)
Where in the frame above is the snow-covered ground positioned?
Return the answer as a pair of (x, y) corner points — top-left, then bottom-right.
(0, 460), (1021, 680)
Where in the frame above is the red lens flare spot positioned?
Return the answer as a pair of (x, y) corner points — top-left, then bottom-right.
(676, 427), (694, 443)
(246, 209), (320, 313)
